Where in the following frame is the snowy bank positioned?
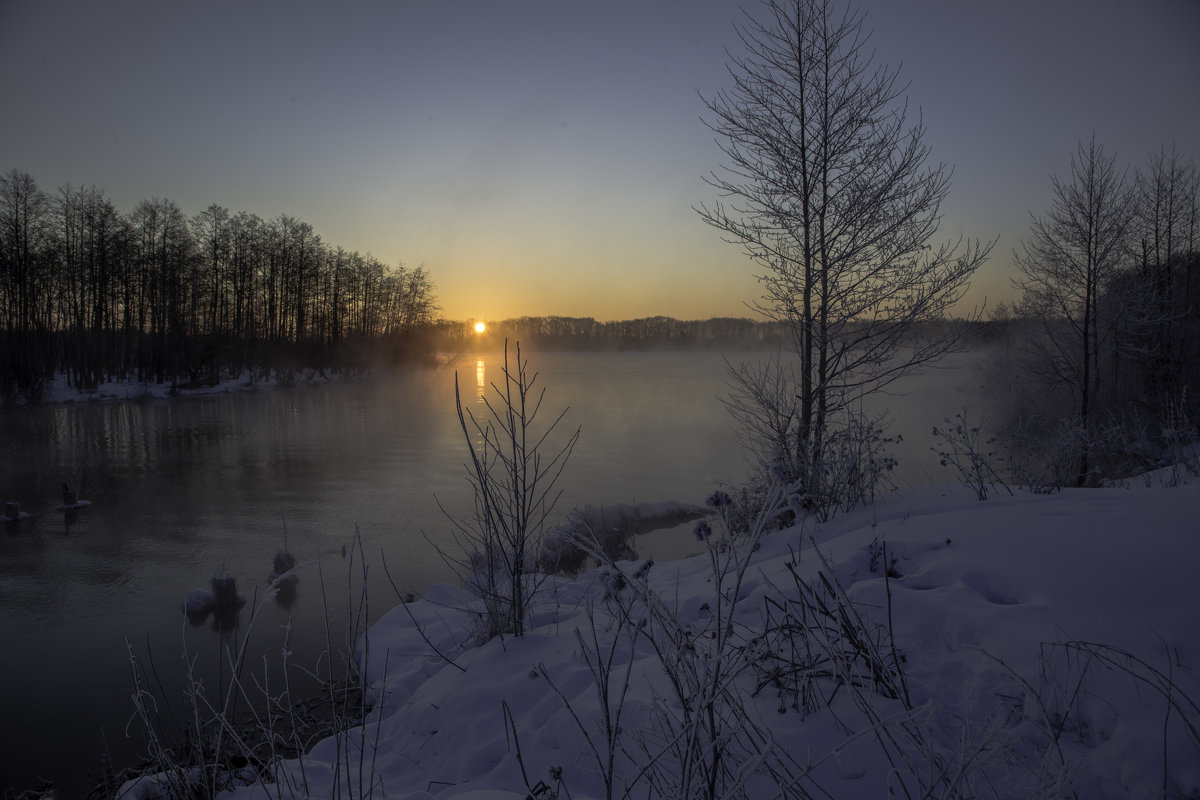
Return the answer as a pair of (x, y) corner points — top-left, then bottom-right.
(32, 368), (347, 405)
(128, 479), (1200, 799)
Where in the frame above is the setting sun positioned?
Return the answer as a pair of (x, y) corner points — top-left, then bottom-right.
(474, 321), (486, 334)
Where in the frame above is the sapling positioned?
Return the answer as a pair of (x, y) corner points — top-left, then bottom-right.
(438, 339), (580, 638)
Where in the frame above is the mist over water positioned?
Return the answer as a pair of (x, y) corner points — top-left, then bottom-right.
(0, 348), (986, 795)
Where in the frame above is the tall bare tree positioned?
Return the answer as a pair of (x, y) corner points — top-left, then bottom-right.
(1133, 143), (1199, 394)
(54, 184), (127, 388)
(1137, 143), (1198, 277)
(1014, 135), (1136, 481)
(192, 204), (232, 338)
(697, 0), (990, 507)
(0, 170), (54, 398)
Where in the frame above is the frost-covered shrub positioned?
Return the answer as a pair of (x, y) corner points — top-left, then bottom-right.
(746, 413), (899, 522)
(1003, 412), (1170, 490)
(809, 416), (899, 518)
(732, 413), (899, 524)
(1156, 390), (1200, 486)
(703, 484), (781, 537)
(932, 409), (1012, 499)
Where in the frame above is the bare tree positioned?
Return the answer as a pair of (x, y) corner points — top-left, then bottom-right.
(441, 341), (580, 638)
(697, 0), (991, 506)
(0, 170), (54, 399)
(54, 183), (127, 389)
(191, 204), (232, 339)
(1014, 135), (1136, 483)
(227, 211), (265, 373)
(1133, 143), (1199, 397)
(1137, 143), (1198, 278)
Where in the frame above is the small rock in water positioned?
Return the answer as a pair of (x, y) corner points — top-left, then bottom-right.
(272, 550), (297, 579)
(210, 572), (247, 610)
(184, 588), (213, 614)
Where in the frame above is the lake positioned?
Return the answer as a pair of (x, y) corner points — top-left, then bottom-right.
(0, 348), (986, 795)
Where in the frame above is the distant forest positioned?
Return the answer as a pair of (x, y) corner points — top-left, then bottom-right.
(0, 169), (827, 405)
(1, 169), (438, 402)
(432, 315), (798, 351)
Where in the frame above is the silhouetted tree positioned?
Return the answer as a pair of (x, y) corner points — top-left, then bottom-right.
(192, 205), (231, 336)
(697, 0), (991, 503)
(0, 169), (439, 399)
(1014, 135), (1136, 483)
(1132, 143), (1199, 400)
(227, 211), (265, 373)
(0, 170), (54, 399)
(54, 184), (127, 388)
(129, 197), (194, 382)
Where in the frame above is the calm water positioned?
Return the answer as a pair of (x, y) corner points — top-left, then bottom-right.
(0, 349), (983, 795)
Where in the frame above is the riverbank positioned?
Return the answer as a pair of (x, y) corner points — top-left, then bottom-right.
(0, 350), (762, 798)
(2, 347), (1068, 797)
(117, 474), (1200, 800)
(32, 367), (351, 406)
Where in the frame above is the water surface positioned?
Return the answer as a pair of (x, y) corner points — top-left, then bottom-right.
(0, 348), (983, 795)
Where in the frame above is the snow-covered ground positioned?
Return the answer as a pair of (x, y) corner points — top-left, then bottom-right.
(123, 474), (1200, 800)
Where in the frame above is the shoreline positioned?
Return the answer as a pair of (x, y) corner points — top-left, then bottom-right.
(24, 367), (354, 408)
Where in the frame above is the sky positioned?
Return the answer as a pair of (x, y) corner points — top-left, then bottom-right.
(2, 0), (1198, 323)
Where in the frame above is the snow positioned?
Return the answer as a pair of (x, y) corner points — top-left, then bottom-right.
(35, 369), (343, 405)
(125, 478), (1200, 799)
(55, 500), (91, 511)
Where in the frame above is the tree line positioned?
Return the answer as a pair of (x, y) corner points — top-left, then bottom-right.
(996, 139), (1200, 484)
(432, 314), (795, 351)
(689, 0), (1197, 505)
(0, 169), (438, 403)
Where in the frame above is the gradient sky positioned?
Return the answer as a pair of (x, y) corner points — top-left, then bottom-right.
(2, 0), (1198, 322)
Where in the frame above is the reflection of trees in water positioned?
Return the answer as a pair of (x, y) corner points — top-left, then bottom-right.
(8, 366), (449, 506)
(185, 603), (243, 639)
(4, 376), (450, 565)
(61, 508), (81, 534)
(271, 549), (299, 610)
(210, 605), (241, 638)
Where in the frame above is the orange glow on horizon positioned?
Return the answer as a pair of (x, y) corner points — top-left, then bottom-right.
(474, 321), (486, 333)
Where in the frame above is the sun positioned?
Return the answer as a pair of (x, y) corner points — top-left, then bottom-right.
(474, 321), (486, 334)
